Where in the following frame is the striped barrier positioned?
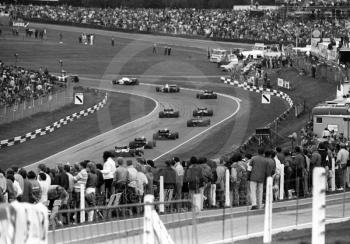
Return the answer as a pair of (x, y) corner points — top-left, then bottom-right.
(0, 93), (108, 149)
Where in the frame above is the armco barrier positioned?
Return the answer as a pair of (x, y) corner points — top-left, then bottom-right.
(220, 77), (294, 150)
(0, 93), (108, 149)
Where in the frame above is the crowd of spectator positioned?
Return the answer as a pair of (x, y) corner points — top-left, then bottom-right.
(0, 61), (54, 107)
(1, 134), (349, 226)
(9, 5), (349, 46)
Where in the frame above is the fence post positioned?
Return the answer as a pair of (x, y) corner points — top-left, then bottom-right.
(159, 176), (165, 213)
(331, 157), (336, 192)
(312, 167), (326, 244)
(80, 184), (85, 223)
(279, 164), (284, 200)
(263, 177), (273, 244)
(225, 169), (230, 207)
(143, 194), (155, 244)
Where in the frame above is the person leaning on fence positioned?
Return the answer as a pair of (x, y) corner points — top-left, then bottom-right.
(173, 157), (184, 204)
(38, 172), (50, 206)
(199, 157), (212, 207)
(215, 158), (227, 207)
(85, 162), (98, 221)
(126, 160), (138, 203)
(27, 171), (42, 204)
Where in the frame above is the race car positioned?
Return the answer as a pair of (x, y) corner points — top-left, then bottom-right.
(196, 90), (218, 99)
(153, 128), (179, 140)
(112, 77), (139, 85)
(187, 117), (211, 127)
(159, 108), (180, 118)
(155, 84), (180, 93)
(129, 137), (156, 149)
(193, 107), (214, 116)
(111, 146), (144, 157)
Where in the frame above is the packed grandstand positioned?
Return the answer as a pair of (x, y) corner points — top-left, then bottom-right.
(0, 2), (350, 240)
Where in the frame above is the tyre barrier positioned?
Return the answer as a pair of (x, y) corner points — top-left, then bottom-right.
(0, 93), (108, 149)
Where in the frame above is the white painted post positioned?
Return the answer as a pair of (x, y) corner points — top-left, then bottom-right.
(225, 169), (230, 207)
(143, 194), (155, 244)
(159, 176), (165, 213)
(279, 164), (284, 200)
(263, 177), (273, 244)
(312, 167), (326, 244)
(331, 157), (336, 192)
(210, 184), (216, 207)
(80, 184), (85, 223)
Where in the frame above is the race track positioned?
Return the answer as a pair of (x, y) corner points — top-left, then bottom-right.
(26, 82), (239, 170)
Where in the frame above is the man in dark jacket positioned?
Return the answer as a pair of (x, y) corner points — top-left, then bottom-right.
(250, 148), (272, 210)
(184, 157), (204, 196)
(293, 146), (306, 197)
(53, 164), (69, 191)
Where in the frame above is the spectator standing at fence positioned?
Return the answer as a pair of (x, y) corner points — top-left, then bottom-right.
(216, 158), (227, 207)
(53, 164), (69, 191)
(38, 172), (49, 205)
(303, 148), (311, 196)
(64, 164), (74, 202)
(38, 164), (51, 186)
(114, 157), (128, 193)
(185, 157), (204, 200)
(173, 157), (184, 202)
(101, 151), (116, 200)
(27, 171), (42, 204)
(293, 146), (306, 197)
(12, 166), (24, 197)
(135, 163), (148, 200)
(144, 165), (154, 195)
(250, 148), (271, 210)
(0, 170), (6, 203)
(86, 162), (98, 221)
(158, 160), (176, 201)
(73, 161), (88, 208)
(336, 143), (349, 190)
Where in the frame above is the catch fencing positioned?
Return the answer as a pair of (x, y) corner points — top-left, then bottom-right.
(0, 88), (73, 125)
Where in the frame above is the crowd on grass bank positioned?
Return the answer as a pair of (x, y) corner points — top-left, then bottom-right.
(0, 61), (55, 107)
(1, 133), (350, 225)
(8, 5), (349, 46)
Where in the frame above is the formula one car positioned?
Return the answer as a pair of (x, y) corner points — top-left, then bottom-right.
(196, 90), (218, 99)
(155, 84), (180, 93)
(187, 117), (211, 127)
(112, 77), (139, 85)
(129, 137), (156, 149)
(193, 107), (214, 117)
(153, 129), (179, 140)
(112, 146), (144, 157)
(159, 108), (180, 118)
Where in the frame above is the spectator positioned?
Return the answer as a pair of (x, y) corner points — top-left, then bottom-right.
(38, 172), (50, 205)
(86, 162), (98, 221)
(113, 157), (128, 193)
(63, 164), (74, 199)
(135, 163), (148, 199)
(336, 143), (349, 189)
(185, 157), (204, 199)
(250, 148), (271, 210)
(0, 170), (7, 203)
(101, 151), (116, 199)
(38, 164), (51, 186)
(12, 166), (24, 195)
(73, 161), (88, 207)
(293, 146), (306, 197)
(27, 171), (42, 204)
(158, 160), (176, 200)
(173, 157), (184, 202)
(53, 164), (69, 190)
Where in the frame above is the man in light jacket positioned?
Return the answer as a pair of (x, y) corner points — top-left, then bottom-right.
(101, 151), (116, 199)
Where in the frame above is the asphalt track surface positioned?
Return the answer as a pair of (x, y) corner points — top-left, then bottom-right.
(26, 81), (239, 170)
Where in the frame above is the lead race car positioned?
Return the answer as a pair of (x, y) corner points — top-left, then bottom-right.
(187, 117), (211, 127)
(153, 128), (179, 140)
(196, 90), (218, 99)
(193, 107), (214, 116)
(159, 108), (180, 118)
(112, 77), (139, 85)
(129, 137), (156, 149)
(155, 84), (180, 93)
(111, 146), (144, 157)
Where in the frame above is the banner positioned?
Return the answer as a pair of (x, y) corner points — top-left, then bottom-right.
(12, 21), (29, 28)
(0, 201), (48, 244)
(284, 80), (290, 90)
